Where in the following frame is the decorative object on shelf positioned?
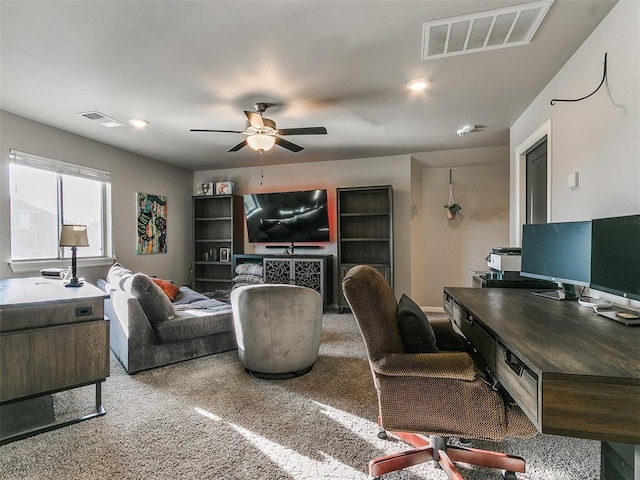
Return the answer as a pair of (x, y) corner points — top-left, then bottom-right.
(136, 192), (168, 254)
(551, 52), (607, 105)
(215, 181), (233, 195)
(196, 183), (213, 195)
(59, 224), (89, 287)
(444, 169), (462, 220)
(219, 248), (230, 263)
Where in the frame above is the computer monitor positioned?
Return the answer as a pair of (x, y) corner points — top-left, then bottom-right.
(520, 220), (592, 300)
(590, 214), (640, 301)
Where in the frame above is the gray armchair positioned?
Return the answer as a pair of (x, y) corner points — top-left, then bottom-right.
(230, 284), (323, 378)
(342, 265), (536, 480)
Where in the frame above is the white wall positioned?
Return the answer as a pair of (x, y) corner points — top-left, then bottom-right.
(194, 155), (412, 303)
(0, 111), (193, 285)
(420, 147), (511, 305)
(510, 0), (640, 236)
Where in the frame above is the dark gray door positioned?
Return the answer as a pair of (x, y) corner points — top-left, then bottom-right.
(526, 137), (547, 224)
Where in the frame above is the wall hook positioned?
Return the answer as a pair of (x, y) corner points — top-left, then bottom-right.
(550, 53), (607, 105)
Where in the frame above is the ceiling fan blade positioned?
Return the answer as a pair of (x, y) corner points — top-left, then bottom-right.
(274, 137), (304, 153)
(278, 127), (327, 136)
(227, 140), (247, 152)
(244, 111), (264, 128)
(190, 129), (244, 133)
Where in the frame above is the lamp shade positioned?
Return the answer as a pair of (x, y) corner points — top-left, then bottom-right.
(59, 224), (89, 247)
(246, 134), (276, 151)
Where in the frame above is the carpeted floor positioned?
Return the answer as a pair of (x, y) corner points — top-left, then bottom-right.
(0, 313), (599, 480)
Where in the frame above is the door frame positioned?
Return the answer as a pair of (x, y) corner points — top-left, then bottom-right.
(514, 119), (552, 244)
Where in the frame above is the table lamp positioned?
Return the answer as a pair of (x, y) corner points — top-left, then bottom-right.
(59, 224), (89, 287)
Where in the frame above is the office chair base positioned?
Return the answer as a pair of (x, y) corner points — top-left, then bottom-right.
(370, 431), (526, 480)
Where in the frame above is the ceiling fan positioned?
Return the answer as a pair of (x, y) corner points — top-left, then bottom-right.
(190, 102), (327, 153)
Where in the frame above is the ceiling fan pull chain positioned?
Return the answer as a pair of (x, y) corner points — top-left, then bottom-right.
(260, 150), (264, 186)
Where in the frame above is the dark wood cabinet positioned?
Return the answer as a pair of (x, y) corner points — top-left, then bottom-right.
(192, 195), (244, 296)
(233, 254), (333, 308)
(337, 185), (393, 310)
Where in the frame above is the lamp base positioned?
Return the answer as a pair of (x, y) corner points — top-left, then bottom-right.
(65, 277), (84, 288)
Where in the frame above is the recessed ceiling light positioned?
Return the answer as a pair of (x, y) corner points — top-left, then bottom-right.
(129, 118), (149, 128)
(407, 79), (430, 91)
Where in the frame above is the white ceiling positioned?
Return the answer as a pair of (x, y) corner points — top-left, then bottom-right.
(0, 0), (617, 171)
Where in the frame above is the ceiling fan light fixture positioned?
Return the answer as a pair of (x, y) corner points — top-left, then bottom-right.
(247, 134), (276, 151)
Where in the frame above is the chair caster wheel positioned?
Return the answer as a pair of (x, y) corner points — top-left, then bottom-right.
(502, 470), (518, 480)
(377, 430), (388, 439)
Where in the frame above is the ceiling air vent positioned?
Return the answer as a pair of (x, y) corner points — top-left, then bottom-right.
(422, 0), (553, 60)
(77, 111), (125, 128)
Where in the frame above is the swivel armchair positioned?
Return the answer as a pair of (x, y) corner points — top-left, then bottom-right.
(341, 265), (537, 480)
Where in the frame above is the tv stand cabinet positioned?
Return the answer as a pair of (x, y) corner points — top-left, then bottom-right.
(233, 254), (333, 308)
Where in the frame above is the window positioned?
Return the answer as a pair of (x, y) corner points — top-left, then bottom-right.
(9, 150), (112, 263)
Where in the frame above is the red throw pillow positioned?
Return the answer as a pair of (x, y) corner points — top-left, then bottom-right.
(151, 277), (180, 301)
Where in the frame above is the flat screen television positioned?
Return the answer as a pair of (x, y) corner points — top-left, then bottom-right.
(520, 220), (592, 300)
(590, 214), (640, 301)
(243, 189), (330, 243)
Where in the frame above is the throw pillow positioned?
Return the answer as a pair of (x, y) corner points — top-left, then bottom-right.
(397, 294), (439, 353)
(106, 262), (133, 290)
(124, 273), (175, 324)
(151, 277), (180, 301)
(232, 274), (265, 285)
(235, 262), (263, 276)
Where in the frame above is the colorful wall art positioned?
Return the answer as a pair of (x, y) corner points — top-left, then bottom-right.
(136, 192), (168, 254)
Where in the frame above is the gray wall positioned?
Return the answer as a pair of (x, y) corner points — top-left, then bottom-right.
(0, 111), (193, 285)
(509, 0), (639, 308)
(510, 0), (639, 229)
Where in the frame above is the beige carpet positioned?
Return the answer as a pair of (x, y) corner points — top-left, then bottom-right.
(0, 313), (599, 480)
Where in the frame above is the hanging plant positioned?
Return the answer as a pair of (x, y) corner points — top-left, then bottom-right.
(444, 169), (462, 220)
(444, 202), (462, 219)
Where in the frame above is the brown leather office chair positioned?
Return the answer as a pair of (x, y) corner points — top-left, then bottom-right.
(342, 265), (537, 480)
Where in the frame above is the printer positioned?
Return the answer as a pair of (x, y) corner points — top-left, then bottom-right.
(474, 247), (556, 288)
(486, 247), (522, 272)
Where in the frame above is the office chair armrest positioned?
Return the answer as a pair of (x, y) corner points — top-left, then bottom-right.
(371, 352), (476, 381)
(429, 317), (469, 351)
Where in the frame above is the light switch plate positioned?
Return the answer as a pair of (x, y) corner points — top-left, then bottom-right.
(567, 171), (580, 188)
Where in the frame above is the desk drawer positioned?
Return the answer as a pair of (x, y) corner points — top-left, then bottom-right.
(495, 342), (539, 424)
(460, 312), (496, 372)
(448, 298), (465, 330)
(0, 299), (105, 332)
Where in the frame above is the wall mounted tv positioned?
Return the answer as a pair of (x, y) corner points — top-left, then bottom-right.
(520, 220), (592, 300)
(590, 214), (640, 301)
(243, 189), (330, 243)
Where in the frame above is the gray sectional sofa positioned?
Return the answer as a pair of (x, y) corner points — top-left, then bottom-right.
(99, 264), (236, 374)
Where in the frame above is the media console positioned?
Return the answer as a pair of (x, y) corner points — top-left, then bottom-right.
(233, 254), (333, 308)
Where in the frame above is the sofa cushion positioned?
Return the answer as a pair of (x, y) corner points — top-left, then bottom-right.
(152, 308), (234, 343)
(106, 263), (133, 289)
(173, 286), (210, 305)
(123, 273), (175, 324)
(151, 277), (180, 301)
(397, 294), (439, 353)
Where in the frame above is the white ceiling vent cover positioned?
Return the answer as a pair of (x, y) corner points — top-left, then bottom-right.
(77, 111), (125, 128)
(422, 0), (553, 60)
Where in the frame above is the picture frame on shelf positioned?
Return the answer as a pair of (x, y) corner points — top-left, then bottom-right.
(196, 183), (213, 196)
(215, 181), (233, 195)
(219, 247), (230, 263)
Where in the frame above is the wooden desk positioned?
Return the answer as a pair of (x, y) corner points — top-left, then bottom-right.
(0, 277), (109, 444)
(443, 287), (640, 445)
